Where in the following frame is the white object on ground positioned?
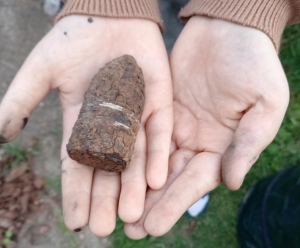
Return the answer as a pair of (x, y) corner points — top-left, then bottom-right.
(187, 194), (210, 218)
(43, 0), (61, 16)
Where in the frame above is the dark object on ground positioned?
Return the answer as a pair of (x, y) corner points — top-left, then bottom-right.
(238, 165), (300, 248)
(159, 0), (189, 53)
(67, 55), (145, 172)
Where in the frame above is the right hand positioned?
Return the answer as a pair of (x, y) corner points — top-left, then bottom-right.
(124, 16), (289, 239)
(0, 15), (173, 236)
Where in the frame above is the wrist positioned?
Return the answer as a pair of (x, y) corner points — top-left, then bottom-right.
(55, 15), (162, 38)
(179, 0), (294, 51)
(181, 16), (275, 59)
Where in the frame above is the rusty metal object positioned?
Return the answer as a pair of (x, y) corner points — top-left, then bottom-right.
(67, 55), (145, 172)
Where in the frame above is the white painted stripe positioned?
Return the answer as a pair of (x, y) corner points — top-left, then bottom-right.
(99, 102), (123, 111)
(127, 112), (140, 124)
(113, 122), (129, 129)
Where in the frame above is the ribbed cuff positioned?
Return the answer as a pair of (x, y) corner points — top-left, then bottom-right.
(179, 0), (294, 51)
(56, 0), (163, 31)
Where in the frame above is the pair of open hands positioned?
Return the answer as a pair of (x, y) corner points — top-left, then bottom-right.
(0, 15), (289, 238)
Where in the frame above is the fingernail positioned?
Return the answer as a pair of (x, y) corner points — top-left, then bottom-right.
(22, 117), (29, 129)
(0, 135), (7, 144)
(74, 224), (87, 232)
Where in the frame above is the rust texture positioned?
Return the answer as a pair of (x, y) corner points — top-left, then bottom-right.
(67, 55), (145, 172)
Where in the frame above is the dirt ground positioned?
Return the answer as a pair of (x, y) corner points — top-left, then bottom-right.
(0, 0), (110, 247)
(0, 0), (187, 247)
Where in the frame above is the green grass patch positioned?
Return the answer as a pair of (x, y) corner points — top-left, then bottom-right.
(109, 24), (300, 248)
(45, 175), (62, 194)
(2, 143), (37, 168)
(2, 230), (13, 246)
(50, 126), (63, 137)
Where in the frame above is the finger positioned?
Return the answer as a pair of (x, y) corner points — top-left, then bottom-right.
(61, 105), (94, 232)
(222, 96), (289, 190)
(144, 152), (221, 237)
(146, 106), (173, 190)
(118, 126), (147, 223)
(89, 170), (121, 237)
(170, 141), (177, 155)
(124, 149), (195, 240)
(62, 157), (94, 232)
(0, 49), (51, 142)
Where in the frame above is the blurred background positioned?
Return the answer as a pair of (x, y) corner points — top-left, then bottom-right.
(0, 0), (299, 247)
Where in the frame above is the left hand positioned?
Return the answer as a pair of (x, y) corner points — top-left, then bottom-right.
(0, 16), (173, 236)
(124, 16), (290, 239)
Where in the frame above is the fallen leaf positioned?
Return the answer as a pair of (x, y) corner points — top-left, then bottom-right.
(20, 193), (30, 214)
(183, 220), (197, 234)
(0, 217), (13, 228)
(0, 183), (15, 197)
(5, 163), (28, 182)
(12, 187), (21, 198)
(2, 211), (18, 220)
(34, 178), (45, 189)
(23, 185), (33, 193)
(39, 225), (51, 234)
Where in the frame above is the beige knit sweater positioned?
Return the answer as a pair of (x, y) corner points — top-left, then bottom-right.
(56, 0), (300, 50)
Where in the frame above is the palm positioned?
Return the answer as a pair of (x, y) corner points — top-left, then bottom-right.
(173, 90), (235, 155)
(0, 16), (172, 236)
(171, 16), (290, 182)
(124, 16), (289, 239)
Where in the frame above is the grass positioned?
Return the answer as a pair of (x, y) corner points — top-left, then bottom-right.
(2, 230), (13, 246)
(50, 126), (62, 137)
(2, 142), (39, 168)
(109, 24), (300, 248)
(45, 175), (62, 194)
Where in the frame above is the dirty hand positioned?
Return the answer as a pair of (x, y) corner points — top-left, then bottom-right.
(124, 16), (289, 238)
(0, 16), (172, 236)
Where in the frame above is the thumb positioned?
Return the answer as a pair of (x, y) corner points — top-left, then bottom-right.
(222, 88), (289, 190)
(0, 48), (51, 142)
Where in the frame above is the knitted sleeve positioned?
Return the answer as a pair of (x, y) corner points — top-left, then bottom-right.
(179, 0), (300, 50)
(56, 0), (163, 30)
